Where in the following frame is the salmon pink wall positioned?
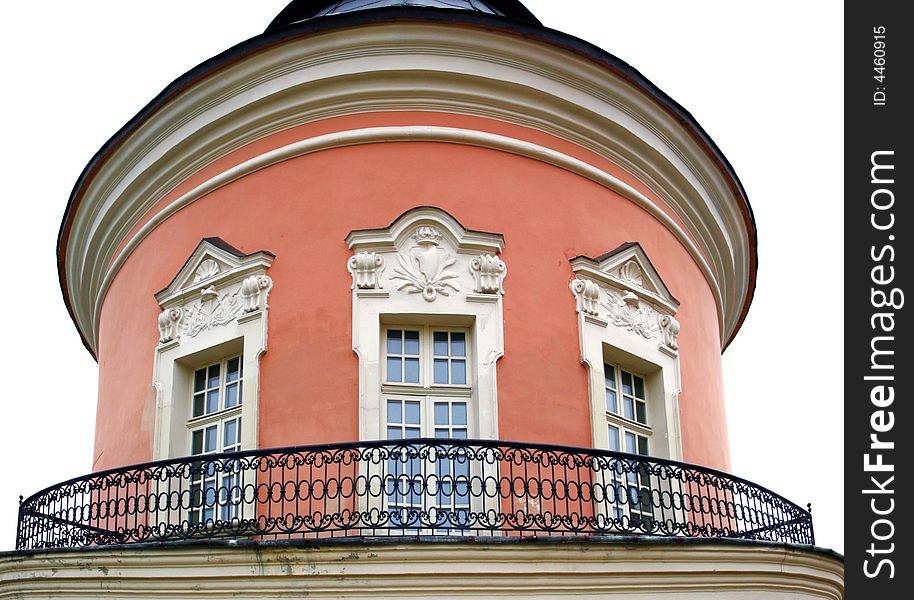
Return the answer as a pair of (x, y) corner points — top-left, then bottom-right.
(94, 114), (730, 473)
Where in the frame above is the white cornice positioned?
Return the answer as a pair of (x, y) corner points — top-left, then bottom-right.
(63, 23), (753, 356)
(0, 541), (844, 599)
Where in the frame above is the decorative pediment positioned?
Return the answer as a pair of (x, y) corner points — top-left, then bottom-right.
(570, 243), (680, 353)
(346, 207), (507, 300)
(570, 243), (678, 315)
(155, 238), (274, 345)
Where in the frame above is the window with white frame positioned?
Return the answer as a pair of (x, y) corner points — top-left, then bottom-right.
(152, 238), (273, 465)
(187, 355), (244, 524)
(384, 328), (469, 388)
(382, 326), (472, 527)
(604, 363), (653, 524)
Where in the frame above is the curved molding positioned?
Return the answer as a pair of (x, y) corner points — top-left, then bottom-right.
(95, 127), (721, 349)
(62, 23), (753, 356)
(0, 540), (844, 599)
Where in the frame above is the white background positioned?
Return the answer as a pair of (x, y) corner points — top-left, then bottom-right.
(0, 1), (843, 553)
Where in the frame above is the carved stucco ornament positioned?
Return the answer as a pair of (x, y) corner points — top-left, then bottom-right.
(155, 238), (275, 345)
(348, 252), (385, 290)
(181, 291), (244, 338)
(618, 260), (644, 288)
(569, 243), (681, 352)
(157, 308), (183, 344)
(659, 315), (681, 350)
(391, 226), (460, 302)
(193, 259), (221, 283)
(470, 254), (507, 294)
(240, 274), (273, 313)
(570, 278), (601, 316)
(603, 289), (661, 340)
(569, 279), (680, 350)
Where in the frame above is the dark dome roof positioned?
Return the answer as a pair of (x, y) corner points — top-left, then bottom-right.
(267, 0), (541, 32)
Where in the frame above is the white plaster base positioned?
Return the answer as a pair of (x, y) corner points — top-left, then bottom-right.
(0, 539), (844, 599)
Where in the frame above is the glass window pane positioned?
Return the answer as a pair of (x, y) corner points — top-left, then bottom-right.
(451, 360), (467, 385)
(192, 430), (204, 455)
(604, 365), (616, 387)
(404, 357), (420, 383)
(624, 397), (635, 421)
(637, 436), (649, 456)
(226, 358), (240, 382)
(607, 425), (620, 452)
(387, 330), (402, 354)
(387, 400), (402, 424)
(405, 401), (421, 425)
(625, 432), (637, 454)
(621, 371), (633, 395)
(451, 332), (466, 357)
(207, 364), (221, 389)
(386, 357), (402, 383)
(452, 403), (467, 426)
(605, 389), (617, 413)
(206, 390), (220, 414)
(224, 383), (239, 408)
(205, 426), (218, 453)
(433, 332), (449, 356)
(405, 427), (421, 439)
(193, 393), (205, 418)
(224, 419), (238, 448)
(387, 426), (402, 440)
(434, 403), (449, 426)
(435, 428), (449, 438)
(434, 359), (449, 384)
(636, 401), (647, 425)
(451, 429), (467, 440)
(194, 369), (206, 392)
(404, 330), (420, 355)
(634, 376), (645, 399)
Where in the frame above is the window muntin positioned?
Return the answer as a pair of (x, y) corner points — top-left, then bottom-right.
(382, 326), (472, 527)
(192, 356), (243, 418)
(386, 398), (422, 440)
(188, 354), (245, 524)
(433, 331), (467, 385)
(386, 329), (421, 384)
(385, 396), (471, 523)
(383, 327), (471, 388)
(604, 363), (653, 526)
(605, 365), (647, 426)
(603, 363), (651, 455)
(434, 400), (468, 439)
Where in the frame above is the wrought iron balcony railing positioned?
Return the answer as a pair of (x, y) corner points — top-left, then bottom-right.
(16, 439), (814, 550)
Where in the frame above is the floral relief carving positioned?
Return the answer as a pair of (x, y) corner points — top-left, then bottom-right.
(155, 238), (275, 347)
(469, 254), (507, 294)
(572, 276), (680, 350)
(391, 226), (460, 302)
(348, 252), (385, 290)
(181, 291), (244, 337)
(603, 289), (660, 340)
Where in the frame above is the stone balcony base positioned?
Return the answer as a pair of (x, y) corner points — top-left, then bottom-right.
(1, 537), (844, 599)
